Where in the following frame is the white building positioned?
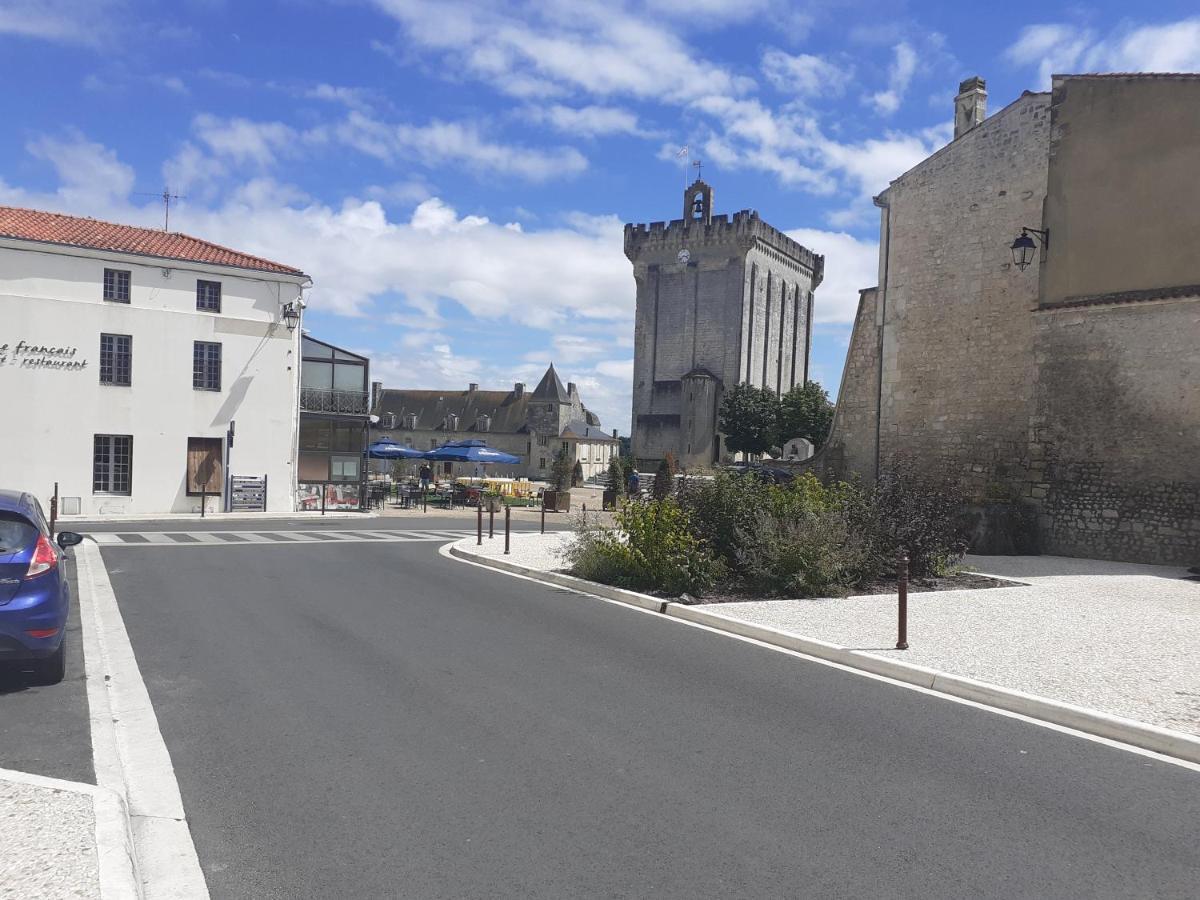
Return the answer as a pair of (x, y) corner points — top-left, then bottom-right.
(0, 205), (309, 517)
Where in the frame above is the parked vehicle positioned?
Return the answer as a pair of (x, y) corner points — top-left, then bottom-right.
(0, 490), (83, 684)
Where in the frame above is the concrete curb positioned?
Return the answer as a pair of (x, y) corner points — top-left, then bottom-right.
(59, 510), (375, 524)
(449, 543), (1200, 767)
(0, 767), (141, 900)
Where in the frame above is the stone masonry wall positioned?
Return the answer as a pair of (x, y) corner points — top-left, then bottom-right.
(804, 287), (881, 481)
(1030, 296), (1200, 564)
(877, 93), (1050, 495)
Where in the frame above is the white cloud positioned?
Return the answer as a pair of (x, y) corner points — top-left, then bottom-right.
(786, 227), (879, 325)
(524, 104), (646, 138)
(866, 41), (918, 115)
(1005, 18), (1200, 88)
(0, 0), (122, 46)
(19, 133), (137, 209)
(371, 0), (753, 103)
(333, 112), (589, 181)
(761, 49), (853, 98)
(191, 114), (298, 167)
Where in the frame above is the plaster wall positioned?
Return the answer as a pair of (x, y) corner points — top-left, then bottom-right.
(0, 241), (304, 516)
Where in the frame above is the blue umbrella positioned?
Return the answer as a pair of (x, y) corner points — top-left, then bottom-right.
(367, 439), (426, 460)
(424, 440), (521, 465)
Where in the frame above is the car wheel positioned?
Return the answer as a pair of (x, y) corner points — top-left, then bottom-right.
(31, 641), (66, 686)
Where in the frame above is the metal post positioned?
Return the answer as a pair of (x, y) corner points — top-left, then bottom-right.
(541, 502), (546, 534)
(896, 551), (909, 650)
(477, 502), (483, 546)
(321, 485), (326, 516)
(50, 482), (58, 536)
(504, 504), (511, 555)
(489, 504), (495, 539)
(423, 488), (428, 513)
(582, 502), (587, 526)
(200, 486), (206, 518)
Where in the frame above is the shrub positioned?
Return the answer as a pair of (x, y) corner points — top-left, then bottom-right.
(652, 455), (677, 500)
(854, 464), (970, 577)
(676, 471), (773, 570)
(734, 506), (876, 597)
(565, 498), (723, 595)
(606, 457), (625, 495)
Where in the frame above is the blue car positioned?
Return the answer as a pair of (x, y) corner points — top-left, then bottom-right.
(0, 490), (83, 685)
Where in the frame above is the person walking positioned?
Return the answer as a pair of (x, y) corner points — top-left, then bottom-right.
(627, 469), (640, 497)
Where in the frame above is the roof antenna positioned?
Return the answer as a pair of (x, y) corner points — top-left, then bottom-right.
(135, 188), (186, 231)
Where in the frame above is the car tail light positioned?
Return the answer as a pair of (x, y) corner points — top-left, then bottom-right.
(26, 628), (59, 639)
(24, 534), (59, 579)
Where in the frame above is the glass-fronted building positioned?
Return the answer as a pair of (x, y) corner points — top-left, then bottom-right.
(297, 336), (369, 511)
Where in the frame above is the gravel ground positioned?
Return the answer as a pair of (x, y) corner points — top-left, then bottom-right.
(452, 534), (1200, 735)
(0, 778), (99, 899)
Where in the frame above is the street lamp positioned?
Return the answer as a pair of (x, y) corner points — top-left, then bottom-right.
(1010, 227), (1049, 271)
(281, 301), (302, 330)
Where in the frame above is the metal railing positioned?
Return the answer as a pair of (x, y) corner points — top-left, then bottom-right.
(300, 388), (369, 414)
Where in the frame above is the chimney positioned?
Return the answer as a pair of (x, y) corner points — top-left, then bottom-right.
(954, 76), (987, 139)
(612, 429), (618, 440)
(371, 380), (382, 411)
(567, 382), (577, 396)
(514, 382), (525, 397)
(468, 382), (479, 392)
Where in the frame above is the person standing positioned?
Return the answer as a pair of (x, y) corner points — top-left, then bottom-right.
(419, 463), (433, 491)
(627, 470), (640, 497)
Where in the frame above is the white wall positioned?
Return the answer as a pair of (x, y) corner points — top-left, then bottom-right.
(0, 240), (305, 516)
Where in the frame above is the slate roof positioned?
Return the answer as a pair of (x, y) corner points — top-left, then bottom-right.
(375, 389), (531, 434)
(561, 420), (618, 442)
(531, 363), (569, 402)
(0, 205), (306, 276)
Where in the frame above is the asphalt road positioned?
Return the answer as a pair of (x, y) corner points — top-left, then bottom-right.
(101, 536), (1200, 900)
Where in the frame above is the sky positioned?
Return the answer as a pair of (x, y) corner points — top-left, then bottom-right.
(2, 1), (1199, 433)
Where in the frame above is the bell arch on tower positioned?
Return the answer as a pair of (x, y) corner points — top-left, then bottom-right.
(684, 179), (713, 225)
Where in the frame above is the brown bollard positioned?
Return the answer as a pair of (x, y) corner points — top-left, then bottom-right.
(504, 504), (511, 555)
(489, 504), (495, 539)
(477, 502), (483, 546)
(50, 482), (58, 536)
(582, 502), (587, 526)
(541, 502), (546, 534)
(896, 551), (910, 650)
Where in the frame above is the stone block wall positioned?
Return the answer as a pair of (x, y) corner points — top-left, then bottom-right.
(1031, 296), (1200, 564)
(876, 92), (1049, 495)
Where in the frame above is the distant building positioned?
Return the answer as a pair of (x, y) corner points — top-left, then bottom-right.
(625, 180), (823, 470)
(0, 205), (311, 516)
(373, 364), (619, 481)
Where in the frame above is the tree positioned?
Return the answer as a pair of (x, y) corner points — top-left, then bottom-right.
(572, 460), (584, 487)
(719, 383), (780, 458)
(779, 380), (835, 449)
(653, 455), (676, 499)
(549, 448), (573, 491)
(606, 456), (625, 495)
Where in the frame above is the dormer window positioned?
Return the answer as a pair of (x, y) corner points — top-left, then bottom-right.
(444, 414), (459, 431)
(404, 413), (418, 429)
(477, 415), (491, 433)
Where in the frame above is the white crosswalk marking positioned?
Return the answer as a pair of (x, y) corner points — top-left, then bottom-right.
(91, 529), (478, 548)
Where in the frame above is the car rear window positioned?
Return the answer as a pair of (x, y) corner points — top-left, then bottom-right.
(0, 513), (37, 554)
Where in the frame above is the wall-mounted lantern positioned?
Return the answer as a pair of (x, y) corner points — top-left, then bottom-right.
(281, 301), (302, 330)
(1010, 227), (1049, 271)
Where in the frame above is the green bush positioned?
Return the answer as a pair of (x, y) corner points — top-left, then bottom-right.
(734, 506), (876, 597)
(565, 498), (723, 595)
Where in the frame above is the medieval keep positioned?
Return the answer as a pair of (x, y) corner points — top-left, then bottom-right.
(625, 180), (824, 470)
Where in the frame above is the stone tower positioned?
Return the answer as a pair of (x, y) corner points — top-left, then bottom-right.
(624, 181), (824, 470)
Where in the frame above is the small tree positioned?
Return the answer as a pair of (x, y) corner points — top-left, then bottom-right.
(549, 448), (573, 491)
(780, 380), (835, 449)
(572, 460), (584, 487)
(653, 453), (677, 500)
(606, 456), (625, 496)
(719, 383), (781, 458)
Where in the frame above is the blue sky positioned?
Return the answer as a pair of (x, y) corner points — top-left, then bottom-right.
(3, 1), (1199, 432)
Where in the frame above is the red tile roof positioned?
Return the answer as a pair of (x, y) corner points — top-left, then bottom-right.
(0, 205), (306, 277)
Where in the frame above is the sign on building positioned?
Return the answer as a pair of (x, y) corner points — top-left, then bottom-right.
(230, 475), (267, 512)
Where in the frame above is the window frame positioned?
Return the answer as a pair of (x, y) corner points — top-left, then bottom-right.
(93, 434), (133, 495)
(98, 333), (132, 386)
(103, 268), (131, 303)
(193, 340), (222, 392)
(196, 279), (222, 313)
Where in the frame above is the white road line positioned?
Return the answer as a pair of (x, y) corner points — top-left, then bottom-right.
(90, 532), (125, 544)
(78, 540), (211, 898)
